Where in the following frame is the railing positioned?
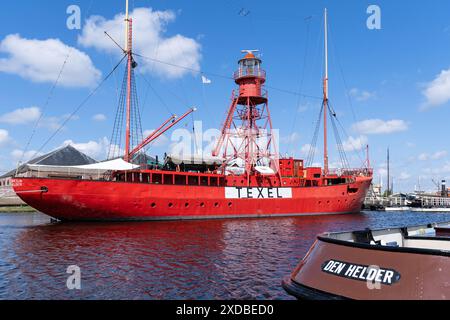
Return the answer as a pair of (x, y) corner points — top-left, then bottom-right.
(326, 168), (373, 177)
(234, 68), (266, 80)
(420, 196), (450, 207)
(234, 89), (268, 100)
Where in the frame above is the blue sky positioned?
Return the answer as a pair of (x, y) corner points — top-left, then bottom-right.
(1, 0), (450, 193)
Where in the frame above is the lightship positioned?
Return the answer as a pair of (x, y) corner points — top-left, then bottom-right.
(12, 5), (373, 221)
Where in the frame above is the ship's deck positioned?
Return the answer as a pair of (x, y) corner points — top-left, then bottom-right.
(321, 222), (450, 253)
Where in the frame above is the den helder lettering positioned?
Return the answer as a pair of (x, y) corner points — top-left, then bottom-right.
(321, 260), (401, 285)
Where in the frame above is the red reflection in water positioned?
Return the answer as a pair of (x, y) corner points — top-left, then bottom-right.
(2, 212), (449, 299)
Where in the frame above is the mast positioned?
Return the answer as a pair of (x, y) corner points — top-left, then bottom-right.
(323, 8), (329, 175)
(124, 0), (132, 162)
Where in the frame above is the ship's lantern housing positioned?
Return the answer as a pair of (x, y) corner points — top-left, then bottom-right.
(234, 52), (266, 102)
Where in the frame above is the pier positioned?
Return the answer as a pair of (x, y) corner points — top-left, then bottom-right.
(365, 194), (450, 211)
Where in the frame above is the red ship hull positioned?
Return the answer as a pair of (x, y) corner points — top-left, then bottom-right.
(12, 176), (372, 221)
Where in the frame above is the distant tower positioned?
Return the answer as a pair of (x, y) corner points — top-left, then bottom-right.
(387, 148), (390, 195)
(213, 50), (279, 175)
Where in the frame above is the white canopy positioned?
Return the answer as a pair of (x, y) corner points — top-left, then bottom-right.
(254, 166), (275, 175)
(27, 158), (140, 173)
(223, 166), (246, 176)
(74, 159), (139, 171)
(227, 158), (245, 167)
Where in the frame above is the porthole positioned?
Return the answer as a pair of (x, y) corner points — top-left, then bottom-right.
(168, 203), (174, 208)
(228, 202), (233, 208)
(151, 203), (156, 208)
(185, 203), (189, 208)
(214, 202), (219, 208)
(200, 202), (205, 208)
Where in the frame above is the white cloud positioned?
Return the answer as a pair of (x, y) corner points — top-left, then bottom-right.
(0, 107), (78, 130)
(297, 101), (313, 113)
(0, 129), (10, 146)
(431, 150), (448, 160)
(349, 88), (376, 102)
(11, 149), (43, 164)
(423, 162), (450, 175)
(92, 114), (107, 122)
(63, 137), (110, 160)
(342, 135), (368, 152)
(78, 7), (201, 79)
(377, 167), (387, 178)
(0, 34), (101, 88)
(352, 119), (408, 135)
(281, 132), (300, 144)
(418, 150), (447, 161)
(39, 114), (80, 130)
(300, 144), (317, 155)
(422, 68), (450, 108)
(0, 107), (41, 125)
(143, 129), (170, 147)
(398, 172), (411, 181)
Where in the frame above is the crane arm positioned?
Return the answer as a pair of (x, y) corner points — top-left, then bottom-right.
(213, 98), (238, 157)
(129, 108), (196, 158)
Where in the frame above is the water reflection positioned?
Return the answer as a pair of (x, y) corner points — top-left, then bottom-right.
(1, 212), (449, 300)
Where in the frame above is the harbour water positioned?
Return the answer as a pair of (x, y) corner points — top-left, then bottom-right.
(0, 211), (449, 300)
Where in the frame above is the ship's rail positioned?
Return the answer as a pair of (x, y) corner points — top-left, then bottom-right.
(365, 195), (450, 208)
(326, 168), (373, 177)
(234, 68), (266, 80)
(234, 89), (268, 100)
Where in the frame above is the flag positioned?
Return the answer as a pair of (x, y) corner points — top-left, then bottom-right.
(201, 75), (212, 84)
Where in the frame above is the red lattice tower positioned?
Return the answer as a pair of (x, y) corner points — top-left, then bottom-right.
(213, 51), (279, 175)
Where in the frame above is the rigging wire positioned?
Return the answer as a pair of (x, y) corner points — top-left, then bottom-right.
(139, 7), (163, 117)
(110, 53), (122, 105)
(200, 72), (220, 130)
(328, 104), (350, 170)
(33, 54), (128, 158)
(137, 71), (174, 116)
(137, 72), (152, 117)
(132, 53), (322, 100)
(328, 23), (358, 124)
(20, 51), (71, 166)
(108, 68), (128, 159)
(288, 16), (312, 154)
(306, 103), (324, 167)
(328, 101), (365, 165)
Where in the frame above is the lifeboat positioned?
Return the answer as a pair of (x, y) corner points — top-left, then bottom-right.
(283, 222), (450, 300)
